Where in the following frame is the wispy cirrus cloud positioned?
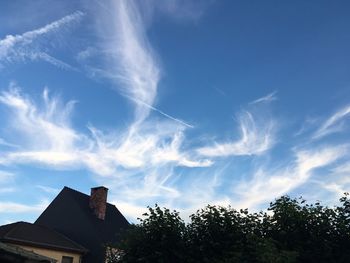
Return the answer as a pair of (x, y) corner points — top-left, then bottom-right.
(0, 10), (83, 70)
(138, 0), (213, 25)
(83, 122), (211, 176)
(36, 185), (60, 195)
(70, 0), (207, 175)
(0, 87), (349, 220)
(313, 162), (350, 197)
(332, 162), (350, 174)
(0, 138), (18, 148)
(0, 81), (211, 219)
(0, 200), (49, 213)
(197, 110), (275, 157)
(0, 170), (16, 194)
(0, 170), (15, 181)
(1, 0), (349, 224)
(0, 85), (85, 167)
(249, 91), (278, 105)
(0, 85), (89, 169)
(85, 0), (193, 127)
(99, 0), (160, 123)
(233, 145), (348, 209)
(313, 105), (350, 139)
(0, 85), (209, 172)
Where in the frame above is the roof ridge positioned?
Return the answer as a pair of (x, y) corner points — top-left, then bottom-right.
(0, 241), (57, 261)
(34, 223), (88, 251)
(64, 186), (116, 207)
(2, 222), (87, 253)
(3, 222), (24, 239)
(5, 237), (87, 253)
(35, 187), (83, 225)
(63, 186), (88, 197)
(0, 221), (25, 227)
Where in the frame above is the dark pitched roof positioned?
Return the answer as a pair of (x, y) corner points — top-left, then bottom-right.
(35, 186), (129, 263)
(0, 241), (57, 263)
(0, 222), (87, 254)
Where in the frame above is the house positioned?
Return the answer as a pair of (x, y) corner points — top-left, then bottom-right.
(35, 186), (129, 263)
(0, 222), (86, 263)
(0, 241), (56, 263)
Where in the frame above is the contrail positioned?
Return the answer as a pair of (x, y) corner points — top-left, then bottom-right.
(249, 91), (278, 105)
(126, 95), (194, 128)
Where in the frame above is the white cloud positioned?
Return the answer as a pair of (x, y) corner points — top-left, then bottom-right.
(249, 91), (278, 105)
(84, 122), (211, 175)
(0, 85), (209, 172)
(36, 185), (60, 195)
(102, 0), (160, 123)
(318, 182), (348, 197)
(76, 47), (96, 61)
(332, 162), (350, 174)
(0, 187), (15, 193)
(88, 0), (195, 128)
(0, 86), (86, 162)
(28, 52), (78, 71)
(1, 0), (349, 224)
(313, 105), (350, 139)
(0, 138), (18, 148)
(312, 162), (350, 197)
(197, 111), (275, 157)
(0, 171), (16, 194)
(113, 201), (149, 222)
(0, 170), (15, 181)
(126, 96), (194, 128)
(140, 0), (212, 24)
(0, 200), (49, 213)
(233, 145), (347, 209)
(63, 0), (208, 175)
(108, 162), (234, 221)
(0, 11), (83, 69)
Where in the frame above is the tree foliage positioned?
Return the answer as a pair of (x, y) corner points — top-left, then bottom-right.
(114, 204), (186, 263)
(107, 194), (350, 263)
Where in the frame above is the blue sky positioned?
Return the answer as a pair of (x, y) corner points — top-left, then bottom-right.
(0, 0), (350, 224)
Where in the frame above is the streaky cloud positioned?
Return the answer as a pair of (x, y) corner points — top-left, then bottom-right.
(139, 0), (212, 24)
(36, 185), (60, 195)
(197, 111), (275, 157)
(0, 170), (15, 182)
(233, 145), (348, 209)
(101, 0), (160, 123)
(0, 171), (16, 195)
(249, 91), (278, 105)
(332, 162), (350, 174)
(0, 11), (83, 69)
(316, 162), (350, 196)
(0, 86), (209, 172)
(126, 95), (194, 128)
(0, 138), (18, 148)
(77, 0), (197, 161)
(29, 52), (78, 71)
(0, 86), (82, 154)
(0, 200), (49, 213)
(313, 104), (350, 139)
(93, 1), (193, 128)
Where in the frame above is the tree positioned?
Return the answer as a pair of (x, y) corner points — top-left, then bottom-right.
(110, 194), (350, 263)
(267, 196), (335, 262)
(186, 205), (297, 263)
(115, 204), (186, 263)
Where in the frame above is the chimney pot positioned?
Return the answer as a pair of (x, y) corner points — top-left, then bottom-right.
(89, 186), (108, 220)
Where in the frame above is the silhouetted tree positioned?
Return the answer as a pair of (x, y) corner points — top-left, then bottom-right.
(107, 194), (350, 263)
(116, 204), (186, 263)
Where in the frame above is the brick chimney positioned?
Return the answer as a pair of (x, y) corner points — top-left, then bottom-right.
(89, 186), (108, 220)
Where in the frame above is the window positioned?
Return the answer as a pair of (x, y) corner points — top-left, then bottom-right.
(62, 256), (74, 263)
